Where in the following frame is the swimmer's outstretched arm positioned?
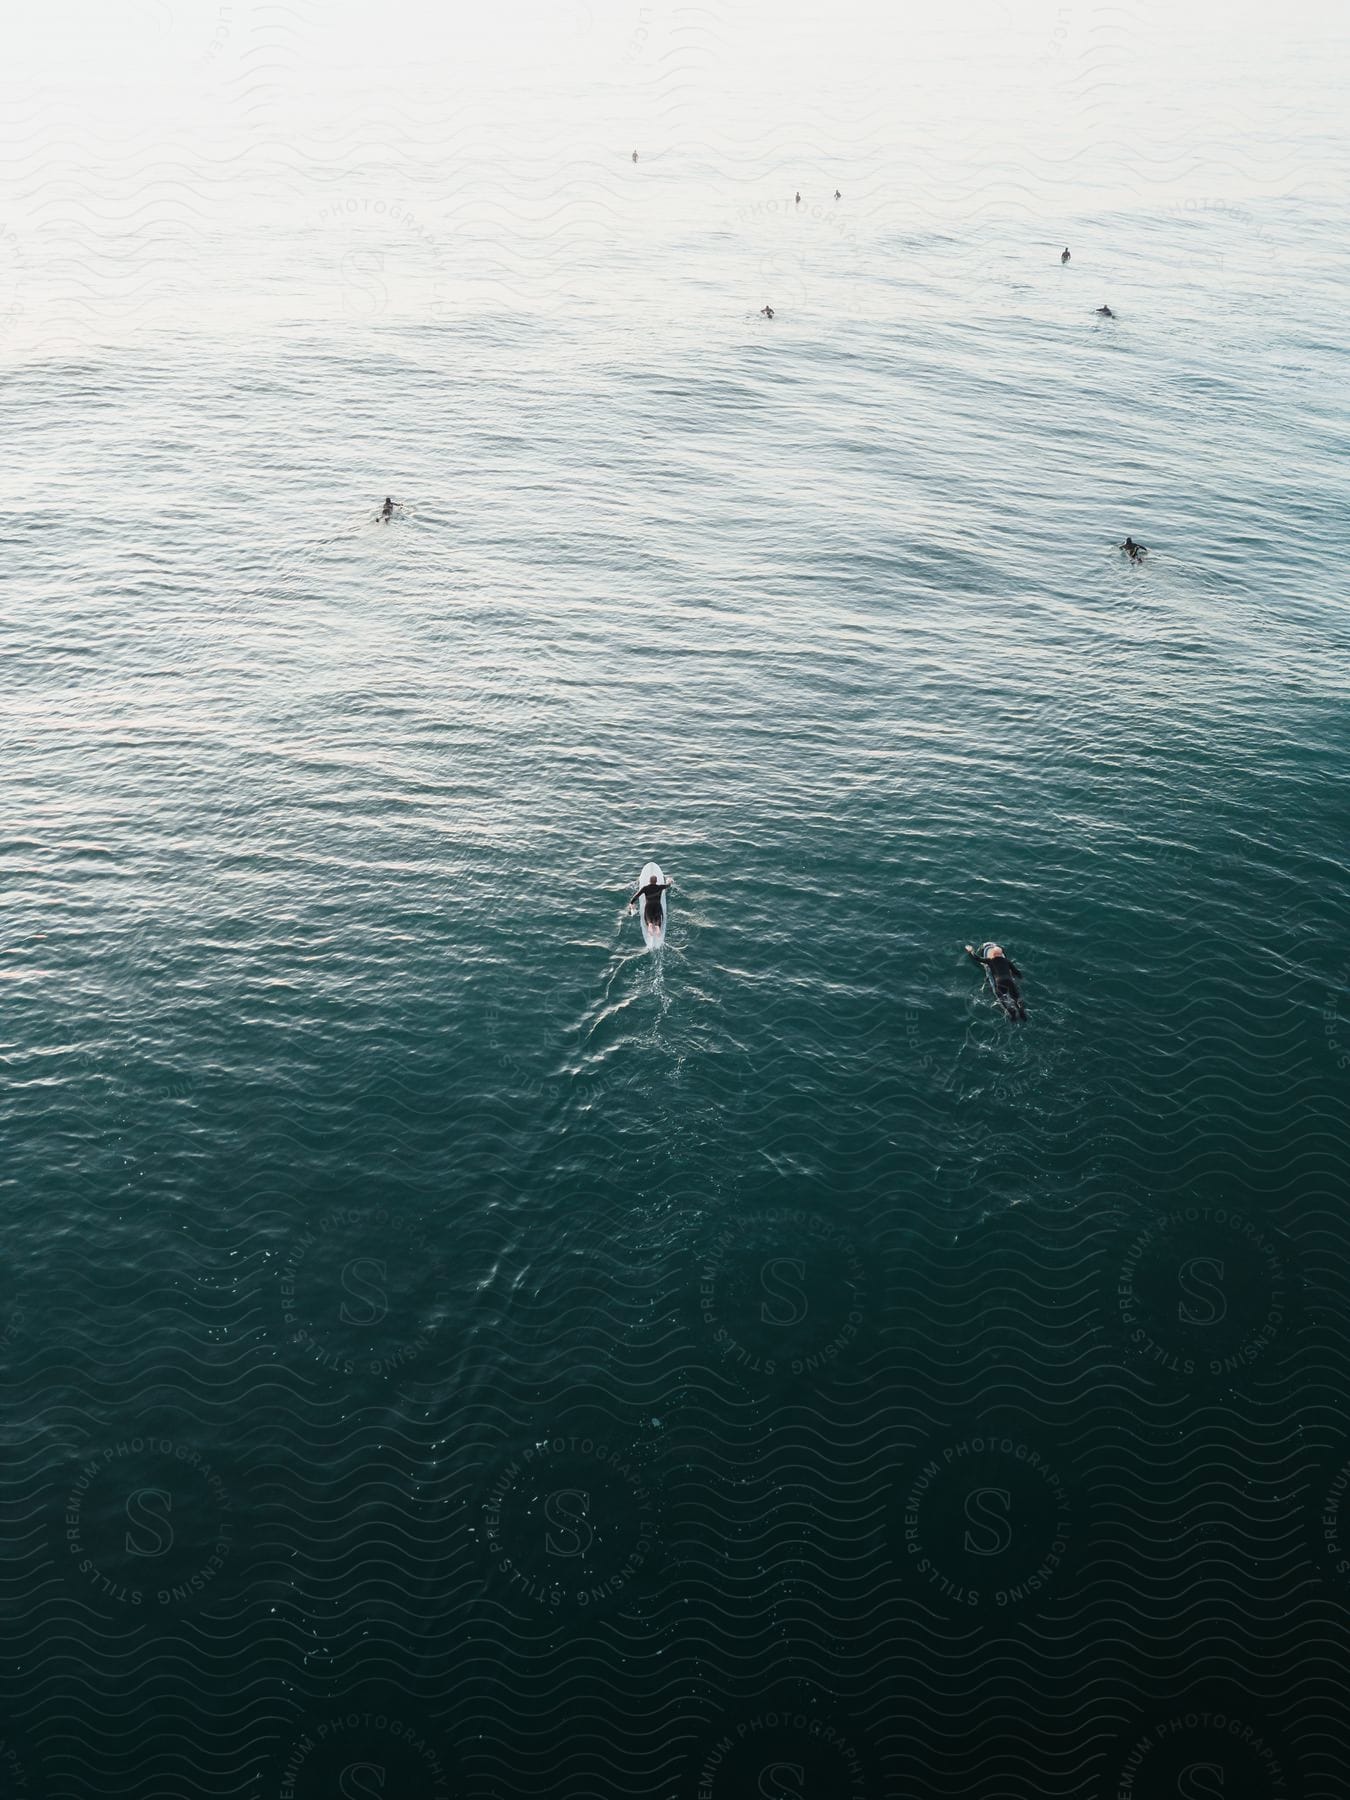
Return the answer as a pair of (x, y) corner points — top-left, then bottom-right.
(964, 944), (986, 965)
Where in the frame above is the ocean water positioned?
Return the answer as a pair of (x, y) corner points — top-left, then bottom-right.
(3, 4), (1350, 1796)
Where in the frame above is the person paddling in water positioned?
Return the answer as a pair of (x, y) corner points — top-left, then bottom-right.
(1121, 535), (1146, 560)
(380, 496), (395, 521)
(965, 942), (1027, 1022)
(629, 873), (672, 928)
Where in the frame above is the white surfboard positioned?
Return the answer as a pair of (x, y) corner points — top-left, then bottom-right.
(634, 862), (668, 951)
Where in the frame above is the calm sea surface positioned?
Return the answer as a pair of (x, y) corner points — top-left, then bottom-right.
(3, 7), (1350, 1796)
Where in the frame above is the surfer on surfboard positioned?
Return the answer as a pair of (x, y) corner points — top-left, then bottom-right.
(965, 942), (1027, 1022)
(629, 865), (672, 950)
(629, 871), (672, 932)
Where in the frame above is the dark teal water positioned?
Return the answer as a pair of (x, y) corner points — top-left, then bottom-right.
(4, 35), (1350, 1797)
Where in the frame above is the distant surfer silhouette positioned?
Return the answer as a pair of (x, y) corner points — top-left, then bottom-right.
(795, 191), (801, 204)
(1096, 304), (1114, 317)
(760, 304), (774, 319)
(380, 496), (395, 522)
(632, 150), (638, 162)
(1061, 247), (1070, 263)
(834, 189), (841, 200)
(1121, 536), (1146, 560)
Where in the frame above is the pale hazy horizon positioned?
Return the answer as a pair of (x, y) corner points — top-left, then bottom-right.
(3, 0), (1347, 354)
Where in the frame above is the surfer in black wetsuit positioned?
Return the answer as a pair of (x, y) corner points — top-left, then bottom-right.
(380, 496), (395, 521)
(965, 942), (1027, 1021)
(761, 304), (775, 318)
(1096, 304), (1114, 317)
(1061, 247), (1070, 263)
(629, 875), (672, 928)
(1121, 535), (1146, 560)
